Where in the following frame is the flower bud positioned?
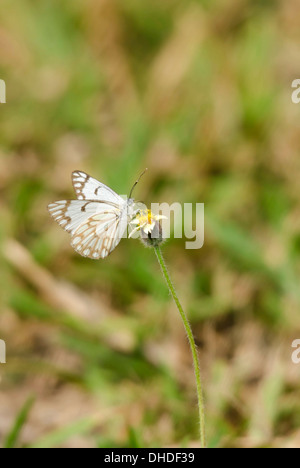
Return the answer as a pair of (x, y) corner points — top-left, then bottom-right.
(140, 219), (164, 248)
(129, 209), (167, 248)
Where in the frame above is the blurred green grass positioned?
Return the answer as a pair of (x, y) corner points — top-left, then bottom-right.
(1, 0), (300, 448)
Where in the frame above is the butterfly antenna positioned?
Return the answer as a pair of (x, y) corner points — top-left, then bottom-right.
(129, 168), (148, 198)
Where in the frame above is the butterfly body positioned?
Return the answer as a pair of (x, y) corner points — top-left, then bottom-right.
(48, 171), (137, 259)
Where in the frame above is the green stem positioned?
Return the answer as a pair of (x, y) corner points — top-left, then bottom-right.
(154, 246), (206, 448)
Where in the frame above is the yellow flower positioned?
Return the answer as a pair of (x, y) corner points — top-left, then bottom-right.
(129, 209), (167, 239)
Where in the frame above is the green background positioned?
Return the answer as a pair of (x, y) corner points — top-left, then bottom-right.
(0, 0), (300, 448)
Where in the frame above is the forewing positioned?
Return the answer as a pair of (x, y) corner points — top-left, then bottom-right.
(48, 200), (121, 236)
(72, 171), (122, 204)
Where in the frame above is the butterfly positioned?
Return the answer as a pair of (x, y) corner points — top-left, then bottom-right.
(48, 170), (147, 259)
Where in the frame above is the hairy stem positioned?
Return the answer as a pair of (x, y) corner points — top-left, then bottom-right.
(154, 246), (206, 448)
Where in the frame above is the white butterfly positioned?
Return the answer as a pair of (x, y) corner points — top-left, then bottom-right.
(48, 170), (146, 259)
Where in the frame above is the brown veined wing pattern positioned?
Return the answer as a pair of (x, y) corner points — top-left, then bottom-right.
(48, 171), (130, 259)
(71, 208), (128, 259)
(72, 171), (122, 204)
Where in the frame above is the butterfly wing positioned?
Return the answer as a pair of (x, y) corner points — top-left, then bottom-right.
(71, 207), (128, 259)
(48, 199), (121, 234)
(49, 172), (131, 259)
(72, 171), (122, 204)
(48, 199), (128, 259)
